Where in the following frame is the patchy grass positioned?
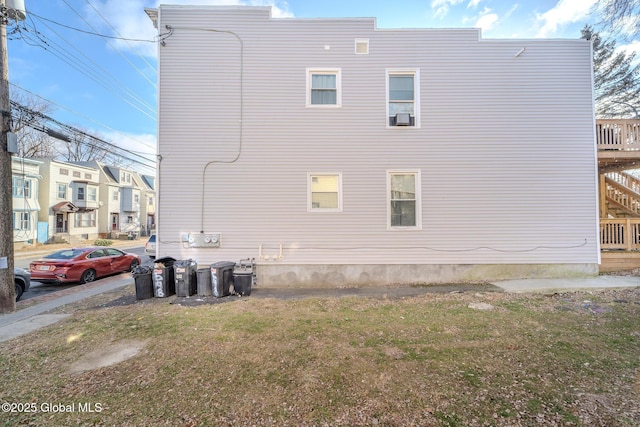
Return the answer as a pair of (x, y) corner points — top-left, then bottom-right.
(1, 288), (639, 426)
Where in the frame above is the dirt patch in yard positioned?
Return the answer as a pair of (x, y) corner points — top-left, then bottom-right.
(69, 339), (148, 373)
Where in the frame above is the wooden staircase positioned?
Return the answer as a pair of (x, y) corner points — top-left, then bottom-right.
(603, 172), (640, 218)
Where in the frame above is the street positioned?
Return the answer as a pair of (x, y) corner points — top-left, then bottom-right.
(16, 246), (151, 302)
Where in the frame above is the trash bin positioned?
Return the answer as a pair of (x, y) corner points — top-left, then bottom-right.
(210, 261), (235, 298)
(132, 265), (153, 300)
(174, 259), (197, 297)
(197, 267), (212, 296)
(153, 256), (176, 298)
(233, 258), (255, 296)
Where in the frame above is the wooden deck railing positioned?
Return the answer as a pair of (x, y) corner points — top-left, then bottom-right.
(601, 218), (640, 250)
(606, 171), (640, 193)
(597, 119), (640, 151)
(604, 176), (640, 216)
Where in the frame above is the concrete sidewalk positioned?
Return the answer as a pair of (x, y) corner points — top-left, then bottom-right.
(1, 273), (638, 343)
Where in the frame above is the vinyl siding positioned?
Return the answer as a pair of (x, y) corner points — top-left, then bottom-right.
(154, 6), (598, 267)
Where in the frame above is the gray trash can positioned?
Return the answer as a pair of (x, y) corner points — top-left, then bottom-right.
(233, 259), (255, 296)
(197, 267), (212, 296)
(153, 256), (176, 298)
(174, 259), (197, 297)
(210, 261), (235, 297)
(132, 265), (153, 300)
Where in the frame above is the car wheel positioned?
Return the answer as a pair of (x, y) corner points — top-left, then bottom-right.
(14, 283), (24, 302)
(129, 259), (140, 272)
(80, 269), (97, 284)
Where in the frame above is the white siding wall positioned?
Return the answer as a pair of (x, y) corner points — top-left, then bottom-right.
(155, 7), (598, 274)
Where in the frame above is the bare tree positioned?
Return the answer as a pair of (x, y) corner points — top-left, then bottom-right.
(10, 89), (58, 158)
(594, 0), (640, 40)
(58, 127), (114, 162)
(582, 25), (640, 118)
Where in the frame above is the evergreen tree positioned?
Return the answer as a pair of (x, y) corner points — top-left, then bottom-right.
(582, 25), (640, 118)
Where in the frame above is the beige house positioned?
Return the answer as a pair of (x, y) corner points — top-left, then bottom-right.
(37, 159), (100, 244)
(148, 6), (599, 286)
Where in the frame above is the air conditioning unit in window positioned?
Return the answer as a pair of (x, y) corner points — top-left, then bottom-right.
(395, 113), (411, 126)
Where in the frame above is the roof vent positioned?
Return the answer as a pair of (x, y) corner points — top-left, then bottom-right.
(355, 39), (369, 55)
(395, 113), (411, 126)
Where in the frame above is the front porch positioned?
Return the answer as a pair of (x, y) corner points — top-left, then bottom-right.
(597, 118), (640, 272)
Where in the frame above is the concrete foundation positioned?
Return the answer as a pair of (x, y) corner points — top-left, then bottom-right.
(257, 263), (600, 288)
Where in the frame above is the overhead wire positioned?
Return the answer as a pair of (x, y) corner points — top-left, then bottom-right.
(60, 0), (157, 88)
(11, 16), (157, 120)
(83, 0), (157, 74)
(10, 83), (157, 155)
(11, 100), (156, 171)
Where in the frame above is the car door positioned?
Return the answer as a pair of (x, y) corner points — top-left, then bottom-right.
(86, 249), (111, 277)
(105, 248), (128, 273)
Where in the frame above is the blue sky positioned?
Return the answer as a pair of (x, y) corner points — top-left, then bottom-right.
(6, 0), (630, 170)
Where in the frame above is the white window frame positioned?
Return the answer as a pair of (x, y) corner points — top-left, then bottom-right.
(57, 183), (67, 199)
(13, 212), (30, 230)
(307, 173), (343, 212)
(386, 170), (422, 230)
(386, 69), (420, 129)
(87, 186), (97, 202)
(306, 68), (342, 108)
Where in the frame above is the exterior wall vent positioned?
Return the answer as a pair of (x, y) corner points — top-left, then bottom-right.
(355, 38), (369, 55)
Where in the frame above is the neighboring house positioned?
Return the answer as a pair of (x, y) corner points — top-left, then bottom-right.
(11, 157), (42, 249)
(137, 173), (156, 236)
(37, 159), (100, 244)
(147, 6), (599, 286)
(79, 161), (144, 239)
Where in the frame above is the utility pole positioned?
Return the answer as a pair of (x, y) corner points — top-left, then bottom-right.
(0, 0), (25, 313)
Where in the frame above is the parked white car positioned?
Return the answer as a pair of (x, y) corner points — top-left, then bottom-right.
(145, 234), (156, 259)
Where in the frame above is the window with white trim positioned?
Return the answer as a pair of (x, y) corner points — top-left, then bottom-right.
(387, 69), (420, 127)
(12, 177), (30, 197)
(57, 183), (67, 199)
(306, 68), (341, 107)
(13, 212), (30, 230)
(308, 173), (342, 212)
(88, 186), (97, 202)
(387, 171), (421, 229)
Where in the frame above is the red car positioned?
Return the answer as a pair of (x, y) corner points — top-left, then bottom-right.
(30, 247), (141, 284)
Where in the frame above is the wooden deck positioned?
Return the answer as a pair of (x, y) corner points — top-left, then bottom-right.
(598, 119), (640, 271)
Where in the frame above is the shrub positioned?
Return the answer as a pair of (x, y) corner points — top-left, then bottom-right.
(94, 239), (114, 246)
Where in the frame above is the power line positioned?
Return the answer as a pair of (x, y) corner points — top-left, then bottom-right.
(10, 83), (157, 155)
(84, 0), (157, 75)
(26, 10), (159, 43)
(11, 100), (156, 170)
(60, 0), (157, 88)
(11, 16), (157, 119)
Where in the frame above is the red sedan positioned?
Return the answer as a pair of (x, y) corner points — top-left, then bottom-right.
(30, 247), (141, 284)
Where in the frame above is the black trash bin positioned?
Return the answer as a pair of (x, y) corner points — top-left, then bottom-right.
(197, 267), (212, 297)
(210, 261), (235, 298)
(174, 259), (197, 297)
(153, 256), (176, 298)
(132, 265), (153, 300)
(233, 259), (255, 296)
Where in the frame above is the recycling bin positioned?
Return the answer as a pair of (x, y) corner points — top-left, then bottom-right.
(174, 259), (197, 297)
(132, 265), (153, 300)
(153, 256), (176, 298)
(210, 261), (235, 298)
(233, 259), (255, 296)
(197, 267), (212, 297)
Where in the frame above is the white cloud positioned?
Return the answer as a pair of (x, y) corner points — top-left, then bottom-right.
(85, 0), (292, 58)
(467, 0), (482, 9)
(475, 12), (499, 32)
(431, 0), (465, 20)
(535, 0), (597, 38)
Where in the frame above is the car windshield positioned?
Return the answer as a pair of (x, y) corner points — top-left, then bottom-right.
(43, 249), (85, 260)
